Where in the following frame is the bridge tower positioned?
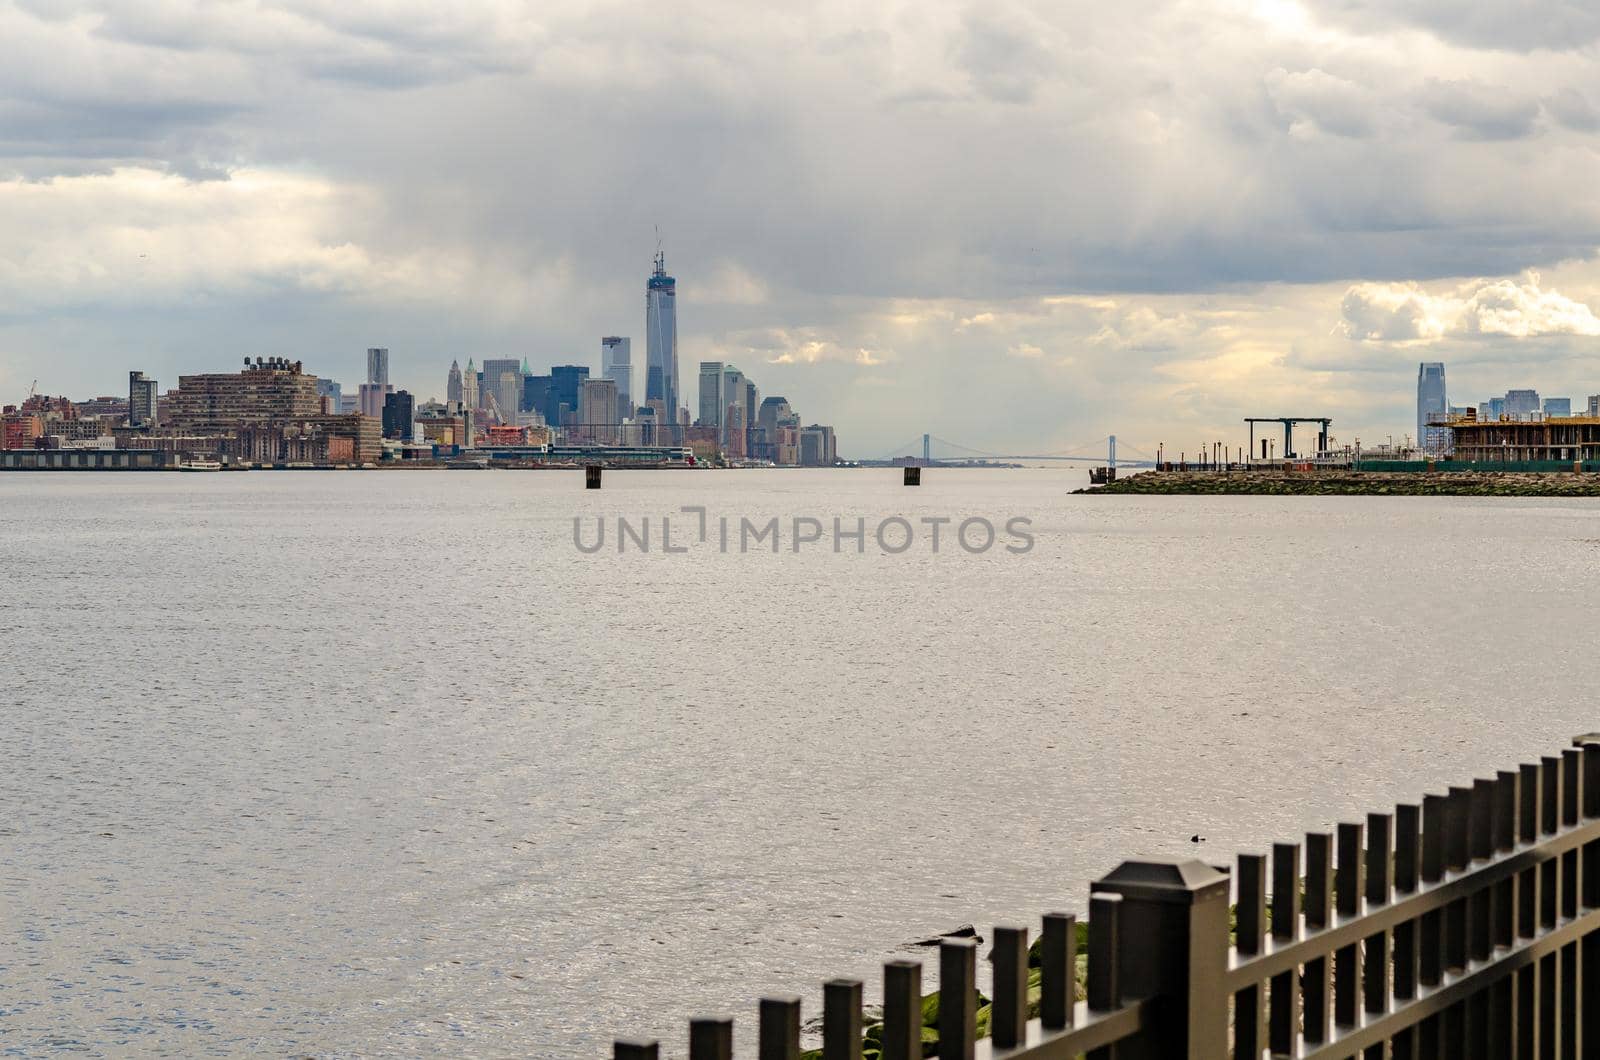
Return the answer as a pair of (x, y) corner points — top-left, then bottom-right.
(922, 434), (931, 464)
(1109, 435), (1117, 471)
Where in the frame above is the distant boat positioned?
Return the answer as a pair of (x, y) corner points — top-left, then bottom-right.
(177, 459), (223, 472)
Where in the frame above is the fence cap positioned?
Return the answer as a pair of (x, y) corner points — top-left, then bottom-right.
(1093, 857), (1230, 904)
(1573, 733), (1600, 747)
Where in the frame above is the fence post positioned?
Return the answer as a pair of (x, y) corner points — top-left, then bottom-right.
(689, 1017), (733, 1060)
(759, 997), (801, 1060)
(1089, 858), (1230, 1059)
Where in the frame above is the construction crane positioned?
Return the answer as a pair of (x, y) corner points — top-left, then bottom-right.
(28, 379), (37, 399)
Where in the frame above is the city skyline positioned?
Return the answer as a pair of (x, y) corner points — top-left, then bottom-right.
(2, 3), (1600, 453)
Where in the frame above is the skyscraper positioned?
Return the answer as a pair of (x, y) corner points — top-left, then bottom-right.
(128, 371), (157, 427)
(447, 360), (463, 404)
(698, 361), (725, 433)
(462, 358), (480, 410)
(743, 380), (759, 430)
(724, 402), (747, 459)
(367, 347), (389, 386)
(481, 359), (522, 424)
(549, 365), (590, 428)
(523, 374), (551, 418)
(602, 337), (632, 417)
(646, 251), (678, 423)
(1503, 389), (1541, 420)
(382, 390), (414, 440)
(757, 396), (791, 436)
(358, 382), (392, 419)
(580, 378), (619, 442)
(1417, 362), (1447, 451)
(315, 377), (341, 414)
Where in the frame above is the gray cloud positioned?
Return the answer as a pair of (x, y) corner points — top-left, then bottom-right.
(1305, 0), (1600, 52)
(1417, 79), (1541, 140)
(951, 5), (1061, 104)
(1546, 87), (1600, 132)
(1265, 68), (1381, 138)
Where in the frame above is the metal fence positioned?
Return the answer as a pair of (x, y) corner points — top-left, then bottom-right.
(612, 735), (1600, 1058)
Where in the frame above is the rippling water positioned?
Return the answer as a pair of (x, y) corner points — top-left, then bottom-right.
(5, 469), (1600, 1057)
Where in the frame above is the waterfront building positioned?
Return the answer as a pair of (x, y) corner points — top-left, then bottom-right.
(698, 361), (724, 433)
(602, 337), (632, 417)
(48, 418), (115, 442)
(645, 251), (679, 423)
(0, 411), (44, 450)
(417, 410), (468, 448)
(800, 424), (837, 466)
(447, 360), (463, 404)
(1417, 362), (1447, 452)
(461, 358), (480, 410)
(366, 347), (389, 386)
(228, 420), (373, 464)
(382, 390), (415, 440)
(170, 358), (322, 433)
(162, 359), (380, 462)
(1589, 396), (1600, 417)
(681, 424), (718, 462)
(1544, 397), (1572, 418)
(774, 425), (800, 466)
(1449, 415), (1600, 463)
(128, 371), (158, 428)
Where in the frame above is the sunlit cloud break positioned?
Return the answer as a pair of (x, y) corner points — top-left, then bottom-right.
(1341, 274), (1600, 344)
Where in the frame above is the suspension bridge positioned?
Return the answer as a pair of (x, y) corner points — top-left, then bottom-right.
(868, 433), (1160, 467)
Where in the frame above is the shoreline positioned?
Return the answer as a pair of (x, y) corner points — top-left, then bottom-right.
(1077, 470), (1600, 496)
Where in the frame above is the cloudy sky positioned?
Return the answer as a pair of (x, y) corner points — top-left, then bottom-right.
(2, 0), (1598, 457)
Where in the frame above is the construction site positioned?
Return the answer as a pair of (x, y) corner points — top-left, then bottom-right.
(1083, 409), (1600, 494)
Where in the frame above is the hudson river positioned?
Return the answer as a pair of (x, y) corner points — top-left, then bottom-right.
(4, 470), (1597, 1056)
